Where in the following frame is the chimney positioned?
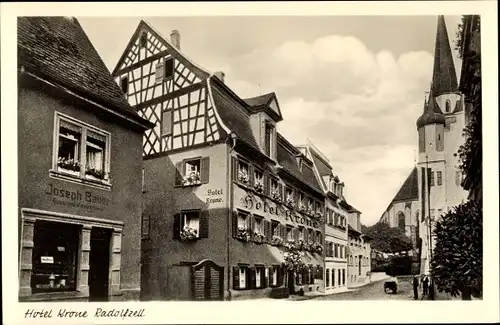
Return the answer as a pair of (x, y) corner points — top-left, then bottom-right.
(170, 30), (180, 49)
(214, 71), (225, 83)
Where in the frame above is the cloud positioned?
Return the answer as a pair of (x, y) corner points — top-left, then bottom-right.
(212, 34), (443, 225)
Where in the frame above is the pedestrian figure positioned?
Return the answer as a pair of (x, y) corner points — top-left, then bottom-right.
(422, 275), (429, 296)
(413, 275), (419, 300)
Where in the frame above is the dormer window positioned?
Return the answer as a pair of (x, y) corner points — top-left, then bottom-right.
(120, 76), (128, 95)
(155, 58), (174, 83)
(264, 123), (274, 157)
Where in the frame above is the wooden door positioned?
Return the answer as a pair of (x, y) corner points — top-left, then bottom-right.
(191, 260), (224, 301)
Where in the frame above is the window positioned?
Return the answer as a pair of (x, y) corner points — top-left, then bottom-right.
(332, 268), (335, 287)
(120, 76), (128, 94)
(445, 100), (451, 113)
(237, 266), (248, 289)
(430, 171), (435, 186)
(437, 171), (442, 186)
(270, 265), (279, 287)
(253, 169), (264, 192)
(264, 123), (273, 157)
(175, 157), (210, 187)
(307, 198), (314, 211)
(326, 269), (330, 287)
(298, 227), (304, 240)
(254, 216), (264, 236)
(53, 113), (110, 186)
(139, 31), (148, 47)
(308, 229), (315, 244)
(299, 192), (305, 210)
(31, 220), (80, 293)
(271, 221), (280, 238)
(141, 214), (150, 239)
(270, 178), (281, 201)
(238, 212), (249, 230)
(255, 266), (265, 289)
(316, 231), (322, 244)
(237, 161), (250, 184)
(286, 226), (293, 242)
(285, 187), (295, 206)
(342, 269), (346, 285)
(338, 269), (341, 286)
(155, 58), (174, 83)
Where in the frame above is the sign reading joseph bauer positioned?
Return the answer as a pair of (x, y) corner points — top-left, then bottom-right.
(45, 183), (110, 211)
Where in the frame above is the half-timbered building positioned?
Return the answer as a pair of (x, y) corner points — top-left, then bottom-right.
(112, 20), (325, 300)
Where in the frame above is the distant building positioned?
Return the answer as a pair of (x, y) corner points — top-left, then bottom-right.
(298, 143), (349, 294)
(346, 206), (373, 287)
(18, 17), (153, 302)
(379, 16), (469, 275)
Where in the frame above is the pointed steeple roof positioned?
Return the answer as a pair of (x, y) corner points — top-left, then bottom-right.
(416, 86), (445, 128)
(431, 15), (458, 96)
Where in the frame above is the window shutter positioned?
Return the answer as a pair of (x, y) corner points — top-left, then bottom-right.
(247, 215), (254, 239)
(232, 157), (238, 181)
(173, 213), (181, 239)
(155, 61), (165, 83)
(248, 267), (256, 289)
(174, 161), (184, 186)
(232, 210), (238, 238)
(233, 266), (240, 290)
(264, 220), (271, 243)
(200, 157), (210, 184)
(263, 173), (269, 195)
(199, 210), (209, 238)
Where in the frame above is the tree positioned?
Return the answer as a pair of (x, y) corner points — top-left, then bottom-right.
(363, 222), (413, 253)
(430, 200), (482, 300)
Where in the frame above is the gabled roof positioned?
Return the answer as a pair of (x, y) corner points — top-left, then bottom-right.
(208, 77), (261, 152)
(276, 134), (324, 196)
(310, 150), (334, 190)
(243, 92), (283, 122)
(18, 16), (148, 124)
(112, 20), (209, 80)
(391, 167), (419, 203)
(431, 16), (458, 97)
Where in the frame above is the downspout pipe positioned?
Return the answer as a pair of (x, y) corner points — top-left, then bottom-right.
(226, 132), (237, 300)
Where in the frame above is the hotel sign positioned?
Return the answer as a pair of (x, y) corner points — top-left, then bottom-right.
(242, 193), (320, 229)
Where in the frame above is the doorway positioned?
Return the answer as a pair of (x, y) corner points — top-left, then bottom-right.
(89, 227), (111, 302)
(287, 270), (295, 295)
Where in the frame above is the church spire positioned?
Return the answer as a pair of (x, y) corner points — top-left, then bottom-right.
(431, 15), (458, 96)
(416, 86), (445, 129)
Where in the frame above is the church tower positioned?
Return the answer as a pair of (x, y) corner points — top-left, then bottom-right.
(417, 16), (468, 274)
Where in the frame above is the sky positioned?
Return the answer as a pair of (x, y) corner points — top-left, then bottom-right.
(79, 15), (463, 226)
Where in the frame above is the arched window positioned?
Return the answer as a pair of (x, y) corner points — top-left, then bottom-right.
(397, 212), (405, 231)
(445, 100), (451, 113)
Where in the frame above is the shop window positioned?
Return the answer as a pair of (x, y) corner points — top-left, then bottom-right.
(255, 265), (266, 289)
(253, 168), (264, 193)
(237, 161), (250, 184)
(53, 113), (110, 185)
(437, 171), (442, 186)
(31, 220), (81, 293)
(175, 157), (210, 187)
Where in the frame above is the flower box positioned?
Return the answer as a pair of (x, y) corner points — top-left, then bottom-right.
(253, 232), (266, 244)
(86, 167), (106, 180)
(236, 227), (251, 242)
(284, 240), (296, 250)
(270, 189), (281, 202)
(313, 242), (323, 254)
(271, 235), (283, 246)
(238, 172), (249, 184)
(57, 157), (81, 173)
(182, 172), (201, 186)
(180, 226), (198, 241)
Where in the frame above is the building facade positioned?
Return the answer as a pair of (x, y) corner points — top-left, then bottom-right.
(112, 21), (325, 301)
(346, 208), (372, 287)
(17, 17), (153, 302)
(298, 143), (349, 294)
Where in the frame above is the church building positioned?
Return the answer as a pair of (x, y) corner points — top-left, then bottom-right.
(378, 16), (469, 274)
